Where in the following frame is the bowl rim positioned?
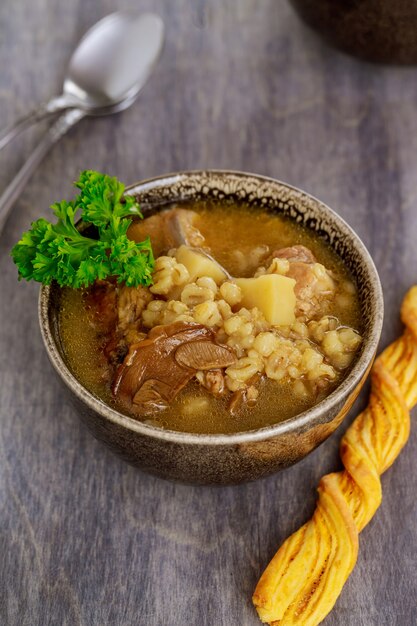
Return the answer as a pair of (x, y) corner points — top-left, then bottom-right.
(39, 169), (384, 446)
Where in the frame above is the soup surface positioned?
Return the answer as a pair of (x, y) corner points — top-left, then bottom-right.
(59, 200), (362, 434)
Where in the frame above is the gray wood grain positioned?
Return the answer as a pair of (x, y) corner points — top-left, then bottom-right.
(1, 1), (416, 625)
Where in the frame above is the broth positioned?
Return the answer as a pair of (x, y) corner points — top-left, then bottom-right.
(59, 200), (362, 434)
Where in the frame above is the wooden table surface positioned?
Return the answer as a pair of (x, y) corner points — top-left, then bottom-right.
(1, 2), (416, 625)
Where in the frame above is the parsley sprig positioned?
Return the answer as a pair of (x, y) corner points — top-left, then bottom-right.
(11, 170), (154, 288)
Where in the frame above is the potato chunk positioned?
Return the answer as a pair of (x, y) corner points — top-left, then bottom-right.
(234, 275), (296, 325)
(175, 246), (227, 285)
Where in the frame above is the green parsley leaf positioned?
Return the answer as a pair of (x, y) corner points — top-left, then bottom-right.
(11, 170), (154, 288)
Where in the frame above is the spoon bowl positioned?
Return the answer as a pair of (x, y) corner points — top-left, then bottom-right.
(0, 11), (165, 234)
(0, 12), (165, 149)
(61, 12), (165, 110)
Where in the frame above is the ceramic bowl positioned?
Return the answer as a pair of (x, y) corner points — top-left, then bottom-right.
(39, 170), (383, 485)
(289, 0), (417, 65)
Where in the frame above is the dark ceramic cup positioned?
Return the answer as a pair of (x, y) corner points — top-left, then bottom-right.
(290, 0), (417, 65)
(39, 171), (383, 485)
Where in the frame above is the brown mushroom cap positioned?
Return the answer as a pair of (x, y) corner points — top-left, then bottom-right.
(175, 340), (235, 370)
(112, 321), (236, 417)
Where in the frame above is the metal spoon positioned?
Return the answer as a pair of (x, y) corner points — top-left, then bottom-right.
(0, 12), (164, 234)
(0, 12), (164, 150)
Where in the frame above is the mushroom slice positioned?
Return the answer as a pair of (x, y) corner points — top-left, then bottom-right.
(133, 379), (174, 413)
(175, 341), (236, 370)
(112, 321), (236, 417)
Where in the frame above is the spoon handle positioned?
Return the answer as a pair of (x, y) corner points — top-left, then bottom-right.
(0, 95), (74, 151)
(0, 108), (86, 235)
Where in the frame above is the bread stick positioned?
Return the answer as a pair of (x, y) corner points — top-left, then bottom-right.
(253, 287), (417, 626)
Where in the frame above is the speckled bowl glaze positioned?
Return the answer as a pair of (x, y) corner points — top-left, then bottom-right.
(39, 171), (383, 485)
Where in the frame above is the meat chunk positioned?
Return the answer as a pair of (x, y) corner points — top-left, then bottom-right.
(84, 281), (152, 367)
(163, 208), (205, 249)
(127, 207), (205, 256)
(196, 369), (226, 397)
(272, 245), (336, 318)
(228, 374), (261, 415)
(84, 280), (118, 336)
(117, 285), (152, 334)
(273, 245), (316, 264)
(113, 321), (236, 416)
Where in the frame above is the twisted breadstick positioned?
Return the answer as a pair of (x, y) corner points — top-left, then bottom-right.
(253, 287), (417, 626)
